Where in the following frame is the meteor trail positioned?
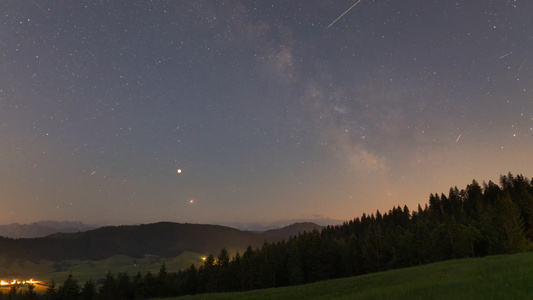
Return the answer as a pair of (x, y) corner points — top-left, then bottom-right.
(30, 0), (49, 15)
(499, 53), (510, 59)
(518, 58), (527, 72)
(327, 0), (362, 28)
(456, 134), (462, 143)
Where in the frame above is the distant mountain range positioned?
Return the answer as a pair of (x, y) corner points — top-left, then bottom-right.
(224, 218), (344, 231)
(0, 221), (98, 238)
(262, 222), (323, 238)
(0, 221), (322, 263)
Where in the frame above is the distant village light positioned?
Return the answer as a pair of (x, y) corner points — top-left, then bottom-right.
(0, 279), (41, 286)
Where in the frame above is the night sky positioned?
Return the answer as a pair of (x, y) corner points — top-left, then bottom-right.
(1, 1), (532, 228)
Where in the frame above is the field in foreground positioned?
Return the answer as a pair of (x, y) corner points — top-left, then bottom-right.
(161, 252), (533, 300)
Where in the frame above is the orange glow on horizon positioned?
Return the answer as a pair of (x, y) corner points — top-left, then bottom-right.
(0, 279), (41, 286)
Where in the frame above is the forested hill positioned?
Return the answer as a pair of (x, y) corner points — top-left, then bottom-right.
(173, 173), (533, 295)
(262, 222), (324, 239)
(0, 222), (287, 262)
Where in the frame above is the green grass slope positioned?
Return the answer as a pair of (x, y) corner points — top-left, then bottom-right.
(162, 252), (533, 300)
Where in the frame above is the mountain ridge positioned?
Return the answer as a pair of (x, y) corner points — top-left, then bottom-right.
(0, 220), (98, 239)
(0, 221), (322, 263)
(262, 222), (324, 238)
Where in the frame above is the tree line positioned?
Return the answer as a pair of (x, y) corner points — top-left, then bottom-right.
(0, 264), (174, 300)
(1, 173), (532, 299)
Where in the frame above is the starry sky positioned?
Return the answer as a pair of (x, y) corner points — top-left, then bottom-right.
(1, 1), (532, 228)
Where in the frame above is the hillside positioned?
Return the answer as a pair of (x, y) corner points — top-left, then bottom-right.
(164, 252), (533, 300)
(0, 222), (286, 263)
(262, 222), (323, 239)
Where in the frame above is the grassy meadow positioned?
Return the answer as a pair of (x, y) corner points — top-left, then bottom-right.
(160, 252), (533, 300)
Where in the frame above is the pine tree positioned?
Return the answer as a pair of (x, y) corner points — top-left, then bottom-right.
(132, 272), (144, 299)
(507, 175), (533, 239)
(392, 229), (415, 268)
(413, 218), (431, 265)
(57, 273), (80, 300)
(492, 192), (529, 253)
(201, 254), (218, 292)
(229, 251), (244, 291)
(157, 263), (174, 297)
(242, 246), (257, 290)
(343, 234), (360, 275)
(286, 237), (304, 286)
(24, 283), (38, 300)
(7, 285), (20, 300)
(361, 217), (383, 273)
(80, 280), (97, 300)
(182, 264), (198, 295)
(428, 193), (443, 221)
(97, 272), (116, 300)
(141, 271), (157, 298)
(216, 248), (231, 291)
(116, 272), (134, 300)
(44, 280), (58, 300)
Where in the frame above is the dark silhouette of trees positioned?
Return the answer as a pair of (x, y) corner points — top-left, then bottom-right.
(43, 280), (57, 300)
(24, 284), (38, 300)
(57, 274), (80, 300)
(79, 280), (96, 300)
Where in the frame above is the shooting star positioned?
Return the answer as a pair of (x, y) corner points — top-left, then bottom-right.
(517, 58), (527, 72)
(30, 0), (49, 15)
(327, 0), (363, 28)
(499, 53), (510, 59)
(456, 134), (462, 143)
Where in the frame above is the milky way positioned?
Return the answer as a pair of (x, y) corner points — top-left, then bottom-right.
(1, 1), (532, 228)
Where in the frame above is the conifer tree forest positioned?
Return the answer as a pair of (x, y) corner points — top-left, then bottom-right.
(1, 173), (532, 299)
